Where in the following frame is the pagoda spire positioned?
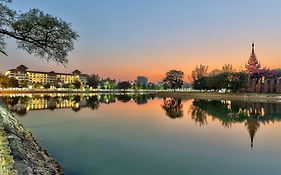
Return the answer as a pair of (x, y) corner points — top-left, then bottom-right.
(245, 42), (261, 74)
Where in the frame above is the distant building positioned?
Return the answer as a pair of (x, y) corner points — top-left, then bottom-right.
(5, 65), (89, 86)
(136, 76), (148, 86)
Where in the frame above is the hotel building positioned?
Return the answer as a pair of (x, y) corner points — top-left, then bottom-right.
(4, 65), (89, 86)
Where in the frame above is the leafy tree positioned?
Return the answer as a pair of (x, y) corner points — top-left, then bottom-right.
(193, 72), (248, 92)
(191, 64), (208, 81)
(100, 78), (116, 89)
(87, 74), (100, 88)
(209, 69), (221, 76)
(207, 72), (230, 90)
(228, 72), (248, 92)
(117, 81), (131, 90)
(19, 81), (28, 88)
(147, 83), (156, 90)
(72, 80), (81, 89)
(272, 68), (281, 78)
(222, 64), (235, 73)
(163, 70), (184, 90)
(0, 75), (19, 88)
(62, 83), (71, 88)
(43, 83), (51, 89)
(0, 0), (78, 64)
(193, 77), (208, 90)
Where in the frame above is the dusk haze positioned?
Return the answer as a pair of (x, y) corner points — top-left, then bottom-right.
(1, 1), (281, 175)
(1, 0), (281, 82)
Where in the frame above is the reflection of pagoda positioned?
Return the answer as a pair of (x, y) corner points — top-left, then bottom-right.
(245, 118), (260, 149)
(190, 100), (281, 148)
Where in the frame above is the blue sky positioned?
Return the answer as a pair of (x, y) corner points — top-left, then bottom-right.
(1, 0), (281, 81)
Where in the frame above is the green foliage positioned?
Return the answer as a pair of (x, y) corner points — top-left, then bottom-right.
(207, 72), (230, 90)
(222, 64), (235, 73)
(192, 72), (248, 92)
(72, 80), (81, 89)
(0, 75), (19, 88)
(163, 70), (184, 89)
(19, 81), (28, 88)
(228, 72), (248, 92)
(191, 64), (208, 81)
(116, 81), (131, 89)
(272, 68), (281, 78)
(0, 0), (78, 64)
(62, 83), (74, 89)
(43, 83), (51, 89)
(87, 74), (100, 88)
(193, 77), (208, 90)
(100, 78), (116, 89)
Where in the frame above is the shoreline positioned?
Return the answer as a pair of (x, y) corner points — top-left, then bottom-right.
(1, 89), (281, 103)
(156, 91), (281, 103)
(0, 102), (63, 175)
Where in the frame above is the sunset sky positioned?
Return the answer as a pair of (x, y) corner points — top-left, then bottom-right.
(1, 0), (281, 82)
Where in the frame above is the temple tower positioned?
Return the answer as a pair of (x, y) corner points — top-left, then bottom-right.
(245, 43), (261, 74)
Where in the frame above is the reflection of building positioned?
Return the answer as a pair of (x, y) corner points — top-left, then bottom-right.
(9, 96), (89, 113)
(136, 76), (148, 86)
(5, 65), (89, 85)
(190, 100), (281, 148)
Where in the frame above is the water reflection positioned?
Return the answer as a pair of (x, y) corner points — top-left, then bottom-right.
(3, 94), (281, 149)
(189, 99), (281, 148)
(1, 94), (156, 116)
(161, 97), (184, 119)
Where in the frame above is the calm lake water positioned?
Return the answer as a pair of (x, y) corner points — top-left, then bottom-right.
(2, 94), (281, 175)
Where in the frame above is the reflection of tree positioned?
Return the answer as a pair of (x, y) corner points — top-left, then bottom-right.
(86, 96), (100, 110)
(133, 94), (149, 105)
(117, 95), (131, 103)
(189, 105), (208, 126)
(191, 100), (281, 148)
(47, 98), (57, 110)
(100, 94), (116, 104)
(162, 98), (183, 119)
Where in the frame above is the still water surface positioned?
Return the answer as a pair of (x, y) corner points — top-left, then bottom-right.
(3, 94), (281, 175)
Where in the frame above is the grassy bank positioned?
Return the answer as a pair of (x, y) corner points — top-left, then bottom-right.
(156, 91), (281, 103)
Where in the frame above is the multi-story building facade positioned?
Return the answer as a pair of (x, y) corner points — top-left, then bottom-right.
(4, 65), (89, 86)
